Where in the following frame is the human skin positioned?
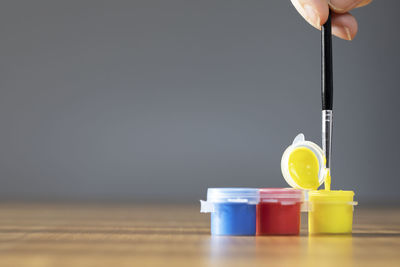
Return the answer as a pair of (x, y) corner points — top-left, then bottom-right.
(291, 0), (373, 40)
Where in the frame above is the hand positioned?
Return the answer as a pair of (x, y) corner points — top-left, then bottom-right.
(291, 0), (372, 40)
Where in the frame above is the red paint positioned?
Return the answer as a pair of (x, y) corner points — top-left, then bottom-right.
(256, 188), (302, 235)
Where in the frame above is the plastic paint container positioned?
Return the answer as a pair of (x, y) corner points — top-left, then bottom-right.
(256, 188), (303, 235)
(281, 134), (358, 235)
(281, 134), (326, 191)
(200, 188), (259, 236)
(308, 190), (357, 234)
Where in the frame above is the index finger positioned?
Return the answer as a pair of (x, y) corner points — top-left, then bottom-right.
(329, 0), (371, 13)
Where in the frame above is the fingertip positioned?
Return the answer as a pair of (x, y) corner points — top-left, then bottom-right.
(291, 0), (330, 29)
(310, 0), (330, 27)
(318, 4), (330, 26)
(331, 12), (358, 40)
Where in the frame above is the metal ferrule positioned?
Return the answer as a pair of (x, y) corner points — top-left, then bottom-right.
(322, 110), (333, 169)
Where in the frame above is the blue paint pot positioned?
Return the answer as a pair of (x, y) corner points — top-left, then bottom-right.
(200, 188), (259, 236)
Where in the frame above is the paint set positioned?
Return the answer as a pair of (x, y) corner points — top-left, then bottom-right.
(200, 134), (357, 236)
(200, 10), (360, 236)
(199, 8), (362, 236)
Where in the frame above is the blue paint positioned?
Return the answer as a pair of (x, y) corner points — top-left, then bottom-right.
(200, 188), (259, 236)
(211, 203), (256, 235)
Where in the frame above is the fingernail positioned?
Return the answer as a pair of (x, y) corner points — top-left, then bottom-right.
(345, 27), (352, 40)
(303, 4), (321, 29)
(328, 0), (360, 12)
(328, 1), (345, 12)
(356, 0), (372, 8)
(333, 25), (353, 41)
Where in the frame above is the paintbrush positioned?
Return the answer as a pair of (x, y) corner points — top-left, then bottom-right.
(321, 10), (333, 191)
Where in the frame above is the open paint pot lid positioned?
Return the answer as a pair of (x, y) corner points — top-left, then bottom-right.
(281, 133), (328, 190)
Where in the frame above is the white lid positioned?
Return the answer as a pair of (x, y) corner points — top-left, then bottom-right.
(281, 133), (327, 190)
(200, 188), (259, 213)
(205, 188), (259, 204)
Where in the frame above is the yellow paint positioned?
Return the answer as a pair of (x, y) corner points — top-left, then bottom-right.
(325, 169), (331, 191)
(288, 147), (320, 190)
(308, 190), (355, 234)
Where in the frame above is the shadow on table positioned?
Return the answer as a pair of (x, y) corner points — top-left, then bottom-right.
(352, 232), (400, 237)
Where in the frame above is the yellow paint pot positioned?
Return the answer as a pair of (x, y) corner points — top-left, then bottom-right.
(308, 190), (357, 234)
(281, 134), (358, 235)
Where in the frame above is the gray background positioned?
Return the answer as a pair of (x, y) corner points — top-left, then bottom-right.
(0, 0), (398, 203)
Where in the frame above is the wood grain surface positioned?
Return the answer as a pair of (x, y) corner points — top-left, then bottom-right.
(0, 203), (399, 267)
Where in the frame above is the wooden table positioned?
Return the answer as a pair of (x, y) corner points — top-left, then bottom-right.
(0, 203), (399, 267)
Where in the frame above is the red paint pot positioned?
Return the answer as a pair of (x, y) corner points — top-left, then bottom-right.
(256, 188), (303, 235)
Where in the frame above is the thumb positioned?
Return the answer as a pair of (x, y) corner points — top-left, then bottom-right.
(291, 0), (330, 29)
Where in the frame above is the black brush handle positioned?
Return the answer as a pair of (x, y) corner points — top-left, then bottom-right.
(321, 11), (333, 110)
